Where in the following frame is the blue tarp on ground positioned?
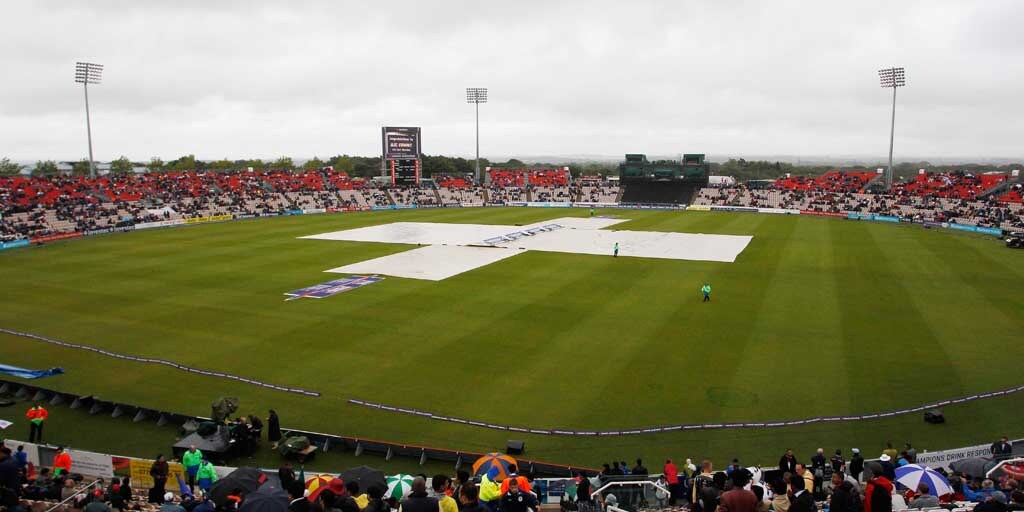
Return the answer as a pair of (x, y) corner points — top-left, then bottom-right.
(0, 364), (64, 379)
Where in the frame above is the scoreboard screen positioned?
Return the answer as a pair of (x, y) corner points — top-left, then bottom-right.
(382, 127), (421, 160)
(390, 159), (420, 185)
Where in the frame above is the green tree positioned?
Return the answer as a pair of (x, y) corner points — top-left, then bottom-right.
(33, 160), (59, 175)
(241, 159), (265, 170)
(208, 158), (235, 171)
(168, 154), (197, 172)
(0, 157), (24, 176)
(146, 157), (164, 173)
(110, 156), (134, 174)
(303, 157), (327, 170)
(270, 157), (294, 170)
(329, 155), (355, 174)
(71, 159), (92, 175)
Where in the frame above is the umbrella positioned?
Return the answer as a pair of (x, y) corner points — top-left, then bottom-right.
(305, 474), (334, 494)
(386, 474), (414, 500)
(472, 453), (518, 480)
(895, 464), (952, 496)
(950, 457), (997, 479)
(209, 467), (268, 506)
(339, 466), (387, 492)
(239, 482), (288, 512)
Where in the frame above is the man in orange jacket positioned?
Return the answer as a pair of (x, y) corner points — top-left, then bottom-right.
(53, 446), (72, 476)
(26, 403), (48, 443)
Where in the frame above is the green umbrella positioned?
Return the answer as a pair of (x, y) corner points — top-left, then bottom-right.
(385, 474), (414, 500)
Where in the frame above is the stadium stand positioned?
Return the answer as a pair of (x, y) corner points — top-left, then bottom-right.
(3, 170), (1021, 243)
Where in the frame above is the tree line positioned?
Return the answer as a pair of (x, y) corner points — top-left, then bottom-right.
(2, 155), (1019, 181)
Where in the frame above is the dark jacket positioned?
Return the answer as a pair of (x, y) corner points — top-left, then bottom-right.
(268, 413), (282, 442)
(831, 482), (859, 512)
(499, 490), (537, 512)
(849, 456), (865, 480)
(289, 497), (312, 512)
(780, 456), (798, 473)
(400, 491), (440, 512)
(789, 491), (816, 512)
(0, 456), (19, 494)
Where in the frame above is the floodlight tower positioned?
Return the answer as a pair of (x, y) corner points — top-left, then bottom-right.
(75, 62), (103, 177)
(466, 87), (488, 183)
(878, 67), (905, 189)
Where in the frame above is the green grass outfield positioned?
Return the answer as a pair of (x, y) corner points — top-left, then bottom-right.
(1, 208), (1023, 471)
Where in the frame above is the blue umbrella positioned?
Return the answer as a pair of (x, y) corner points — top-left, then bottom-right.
(895, 464), (952, 496)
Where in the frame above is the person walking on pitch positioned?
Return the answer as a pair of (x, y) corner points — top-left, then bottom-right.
(701, 283), (712, 302)
(614, 242), (619, 257)
(26, 403), (48, 443)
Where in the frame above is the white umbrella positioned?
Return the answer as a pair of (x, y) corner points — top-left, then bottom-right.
(894, 464), (952, 496)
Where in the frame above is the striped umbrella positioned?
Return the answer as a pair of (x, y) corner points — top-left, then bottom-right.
(386, 474), (414, 500)
(472, 453), (518, 480)
(306, 474), (335, 494)
(895, 464), (952, 496)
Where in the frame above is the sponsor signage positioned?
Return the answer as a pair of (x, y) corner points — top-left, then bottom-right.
(801, 210), (846, 217)
(482, 224), (563, 245)
(711, 206), (758, 213)
(687, 205), (712, 211)
(381, 126), (422, 160)
(285, 275), (385, 300)
(0, 239), (30, 251)
(757, 208), (801, 215)
(525, 202), (572, 208)
(85, 226), (135, 237)
(30, 232), (83, 244)
(135, 219), (186, 230)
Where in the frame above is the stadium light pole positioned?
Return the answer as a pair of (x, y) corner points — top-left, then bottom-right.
(75, 62), (103, 178)
(878, 67), (905, 189)
(466, 87), (487, 183)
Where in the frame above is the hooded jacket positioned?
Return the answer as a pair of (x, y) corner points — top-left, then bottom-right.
(865, 476), (894, 512)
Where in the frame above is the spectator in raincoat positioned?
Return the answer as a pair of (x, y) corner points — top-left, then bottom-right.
(479, 467), (502, 512)
(196, 459), (217, 493)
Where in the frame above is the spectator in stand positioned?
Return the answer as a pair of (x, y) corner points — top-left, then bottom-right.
(976, 492), (1010, 512)
(829, 472), (860, 512)
(0, 447), (19, 498)
(691, 460), (717, 512)
(1007, 491), (1024, 511)
(347, 481), (368, 510)
(279, 462), (296, 494)
(26, 403), (48, 443)
(432, 475), (458, 512)
(366, 484), (391, 512)
(780, 449), (798, 473)
(719, 469), (758, 512)
(400, 477), (441, 512)
(864, 462), (894, 512)
(289, 481), (312, 512)
(878, 454), (897, 481)
(663, 459), (680, 506)
(458, 485), (484, 512)
(193, 491), (216, 512)
(882, 442), (899, 463)
(162, 492), (187, 512)
(452, 471), (470, 509)
(811, 449), (827, 496)
(850, 449), (865, 482)
(903, 443), (917, 464)
(182, 445), (203, 492)
(830, 449), (846, 475)
(53, 446), (72, 477)
(499, 465), (530, 494)
(150, 454), (169, 498)
(993, 437), (1013, 458)
(794, 464), (815, 497)
(498, 478), (536, 512)
(787, 471), (815, 512)
(771, 480), (791, 512)
(908, 483), (938, 509)
(575, 472), (592, 505)
(478, 467), (502, 512)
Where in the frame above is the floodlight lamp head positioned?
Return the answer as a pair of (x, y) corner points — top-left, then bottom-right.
(466, 87), (488, 104)
(878, 67), (906, 88)
(75, 62), (104, 84)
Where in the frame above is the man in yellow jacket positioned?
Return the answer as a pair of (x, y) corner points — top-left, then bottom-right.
(479, 467), (502, 512)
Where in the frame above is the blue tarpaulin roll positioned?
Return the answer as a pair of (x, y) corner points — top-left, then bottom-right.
(0, 364), (64, 379)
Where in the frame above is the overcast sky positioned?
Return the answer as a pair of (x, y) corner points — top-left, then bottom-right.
(3, 1), (1023, 163)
